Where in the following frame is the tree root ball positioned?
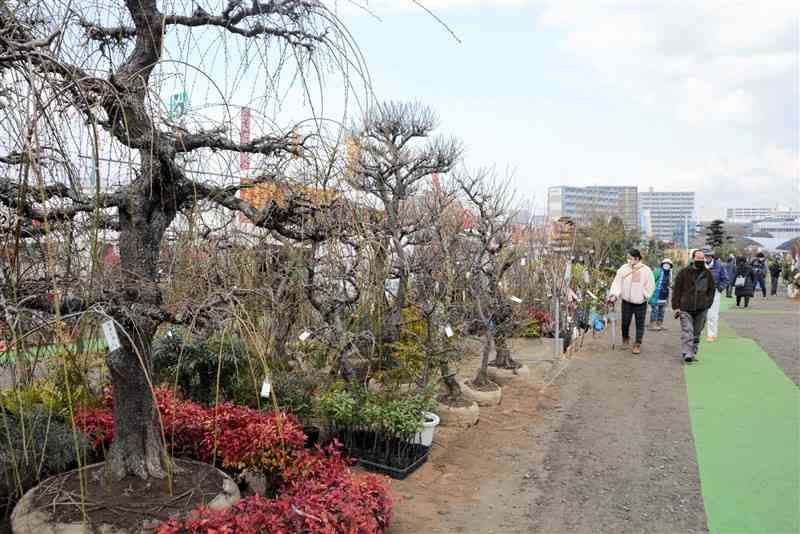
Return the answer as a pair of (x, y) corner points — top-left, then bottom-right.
(487, 364), (531, 385)
(436, 400), (480, 427)
(12, 460), (239, 534)
(459, 379), (502, 407)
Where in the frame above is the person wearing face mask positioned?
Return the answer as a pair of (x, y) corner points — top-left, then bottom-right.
(671, 249), (716, 363)
(701, 246), (729, 342)
(648, 258), (673, 331)
(607, 249), (656, 354)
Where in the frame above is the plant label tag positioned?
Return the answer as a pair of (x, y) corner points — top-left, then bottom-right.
(260, 379), (271, 398)
(298, 330), (311, 341)
(521, 257), (526, 266)
(510, 296), (523, 303)
(445, 325), (454, 338)
(586, 290), (598, 300)
(101, 320), (121, 352)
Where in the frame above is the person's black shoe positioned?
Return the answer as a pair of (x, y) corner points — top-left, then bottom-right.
(683, 354), (692, 363)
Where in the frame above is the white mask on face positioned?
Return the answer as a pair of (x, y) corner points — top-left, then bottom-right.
(705, 258), (713, 266)
(662, 264), (671, 271)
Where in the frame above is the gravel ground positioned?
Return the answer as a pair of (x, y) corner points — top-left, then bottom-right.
(721, 293), (800, 385)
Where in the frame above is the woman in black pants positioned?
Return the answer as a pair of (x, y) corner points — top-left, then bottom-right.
(734, 256), (755, 307)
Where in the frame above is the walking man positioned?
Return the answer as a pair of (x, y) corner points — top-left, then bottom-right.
(672, 249), (716, 363)
(703, 246), (729, 342)
(648, 258), (673, 331)
(608, 249), (655, 355)
(769, 257), (782, 296)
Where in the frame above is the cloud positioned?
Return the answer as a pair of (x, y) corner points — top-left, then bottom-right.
(536, 0), (799, 217)
(537, 0), (798, 136)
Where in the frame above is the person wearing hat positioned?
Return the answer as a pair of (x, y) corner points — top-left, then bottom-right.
(702, 246), (729, 342)
(648, 258), (673, 331)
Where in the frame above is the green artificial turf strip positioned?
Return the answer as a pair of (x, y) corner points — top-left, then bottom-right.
(685, 326), (800, 534)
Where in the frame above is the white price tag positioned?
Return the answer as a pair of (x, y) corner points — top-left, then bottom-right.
(101, 320), (122, 352)
(445, 325), (454, 338)
(510, 296), (523, 304)
(260, 379), (272, 398)
(298, 330), (311, 341)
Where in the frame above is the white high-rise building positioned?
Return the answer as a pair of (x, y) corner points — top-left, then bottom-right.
(638, 189), (696, 243)
(547, 185), (639, 232)
(727, 207), (800, 223)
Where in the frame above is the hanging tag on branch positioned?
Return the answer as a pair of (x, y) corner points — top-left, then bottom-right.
(445, 325), (454, 338)
(510, 296), (523, 304)
(101, 320), (121, 352)
(298, 330), (311, 341)
(586, 290), (598, 300)
(521, 257), (527, 266)
(260, 378), (272, 398)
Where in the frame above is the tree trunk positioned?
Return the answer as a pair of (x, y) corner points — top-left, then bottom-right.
(439, 360), (462, 400)
(491, 330), (519, 369)
(105, 154), (176, 481)
(474, 332), (494, 387)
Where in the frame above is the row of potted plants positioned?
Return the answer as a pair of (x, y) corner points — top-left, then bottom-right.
(317, 384), (439, 479)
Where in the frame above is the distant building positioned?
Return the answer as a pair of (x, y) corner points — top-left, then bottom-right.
(745, 216), (800, 251)
(726, 207), (800, 223)
(638, 189), (696, 243)
(547, 186), (639, 232)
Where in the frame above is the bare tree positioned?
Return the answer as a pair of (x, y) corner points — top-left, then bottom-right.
(458, 169), (519, 387)
(0, 0), (360, 481)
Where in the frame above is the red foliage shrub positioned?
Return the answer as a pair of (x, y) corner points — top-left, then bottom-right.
(526, 307), (552, 325)
(156, 444), (392, 534)
(73, 408), (114, 451)
(75, 389), (393, 533)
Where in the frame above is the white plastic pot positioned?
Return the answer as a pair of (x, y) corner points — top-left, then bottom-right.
(412, 411), (440, 447)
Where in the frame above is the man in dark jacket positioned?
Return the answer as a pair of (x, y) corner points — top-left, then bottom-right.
(752, 252), (768, 298)
(724, 254), (736, 298)
(672, 249), (716, 363)
(769, 258), (782, 296)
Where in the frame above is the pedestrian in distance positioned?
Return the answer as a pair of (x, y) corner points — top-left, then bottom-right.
(607, 249), (656, 355)
(702, 246), (729, 343)
(724, 254), (736, 298)
(769, 257), (782, 296)
(751, 252), (768, 298)
(672, 249), (716, 363)
(733, 256), (755, 308)
(648, 258), (673, 331)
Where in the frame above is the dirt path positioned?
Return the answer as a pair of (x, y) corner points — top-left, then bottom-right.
(391, 314), (708, 534)
(529, 317), (707, 534)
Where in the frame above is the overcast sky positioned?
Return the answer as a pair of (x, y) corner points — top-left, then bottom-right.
(334, 0), (799, 219)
